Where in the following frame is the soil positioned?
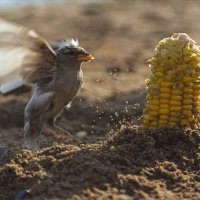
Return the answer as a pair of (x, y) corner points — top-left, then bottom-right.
(0, 0), (200, 199)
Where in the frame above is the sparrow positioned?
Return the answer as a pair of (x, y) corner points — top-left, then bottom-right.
(0, 19), (94, 151)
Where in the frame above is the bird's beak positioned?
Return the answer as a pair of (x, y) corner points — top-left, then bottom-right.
(77, 53), (94, 62)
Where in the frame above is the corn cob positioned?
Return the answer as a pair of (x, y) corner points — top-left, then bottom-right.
(142, 33), (200, 129)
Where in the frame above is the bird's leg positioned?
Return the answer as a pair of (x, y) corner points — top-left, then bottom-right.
(53, 124), (72, 136)
(24, 122), (41, 151)
(43, 119), (80, 143)
(23, 90), (55, 151)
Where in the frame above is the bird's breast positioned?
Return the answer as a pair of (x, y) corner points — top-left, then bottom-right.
(48, 70), (83, 118)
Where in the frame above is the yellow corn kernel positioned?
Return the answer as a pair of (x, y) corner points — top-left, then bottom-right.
(149, 105), (159, 111)
(193, 107), (200, 112)
(160, 82), (171, 87)
(185, 82), (194, 87)
(171, 89), (182, 95)
(150, 100), (160, 105)
(182, 77), (194, 82)
(148, 111), (158, 116)
(170, 112), (180, 117)
(160, 104), (169, 109)
(182, 110), (193, 117)
(165, 76), (173, 81)
(183, 88), (193, 94)
(160, 93), (170, 98)
(158, 120), (168, 125)
(182, 105), (193, 110)
(143, 108), (147, 114)
(180, 120), (190, 126)
(193, 90), (200, 95)
(149, 121), (158, 126)
(159, 115), (168, 120)
(168, 122), (177, 126)
(155, 67), (165, 72)
(169, 100), (181, 106)
(193, 101), (200, 106)
(169, 117), (179, 122)
(184, 94), (193, 99)
(170, 95), (182, 101)
(193, 95), (200, 100)
(160, 88), (171, 93)
(193, 84), (200, 89)
(169, 106), (182, 111)
(142, 114), (150, 119)
(160, 99), (169, 104)
(142, 119), (149, 124)
(188, 117), (194, 122)
(182, 99), (193, 105)
(148, 95), (159, 100)
(154, 72), (163, 77)
(159, 109), (169, 115)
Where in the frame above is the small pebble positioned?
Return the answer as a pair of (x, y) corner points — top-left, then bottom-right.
(76, 131), (87, 139)
(110, 145), (117, 152)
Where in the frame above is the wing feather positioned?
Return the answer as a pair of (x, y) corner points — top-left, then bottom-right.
(0, 19), (57, 94)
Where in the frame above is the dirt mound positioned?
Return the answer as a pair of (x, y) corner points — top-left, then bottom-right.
(0, 126), (200, 200)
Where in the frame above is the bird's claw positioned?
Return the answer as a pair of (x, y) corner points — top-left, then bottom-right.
(43, 126), (81, 144)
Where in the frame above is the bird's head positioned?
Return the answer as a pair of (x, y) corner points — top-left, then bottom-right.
(55, 39), (94, 65)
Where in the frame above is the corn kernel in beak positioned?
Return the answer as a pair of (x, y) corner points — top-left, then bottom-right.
(77, 54), (94, 62)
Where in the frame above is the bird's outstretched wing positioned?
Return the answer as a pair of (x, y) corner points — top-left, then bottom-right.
(0, 19), (57, 94)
